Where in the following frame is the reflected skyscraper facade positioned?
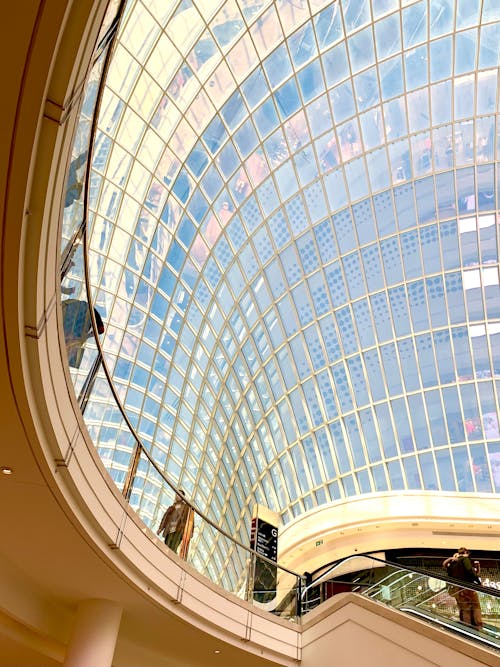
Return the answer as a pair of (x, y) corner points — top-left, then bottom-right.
(68, 0), (500, 556)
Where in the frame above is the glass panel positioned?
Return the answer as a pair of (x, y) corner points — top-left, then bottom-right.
(59, 0), (500, 617)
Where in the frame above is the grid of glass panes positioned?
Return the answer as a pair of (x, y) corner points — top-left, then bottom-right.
(86, 0), (500, 545)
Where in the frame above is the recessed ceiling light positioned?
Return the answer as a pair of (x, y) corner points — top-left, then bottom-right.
(1, 466), (13, 475)
(214, 649), (221, 654)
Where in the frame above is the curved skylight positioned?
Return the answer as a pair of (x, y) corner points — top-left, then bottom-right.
(75, 0), (500, 547)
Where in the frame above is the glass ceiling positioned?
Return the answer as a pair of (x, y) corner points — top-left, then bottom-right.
(70, 0), (500, 545)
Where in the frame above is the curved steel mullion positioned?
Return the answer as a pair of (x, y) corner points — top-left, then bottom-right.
(71, 0), (304, 585)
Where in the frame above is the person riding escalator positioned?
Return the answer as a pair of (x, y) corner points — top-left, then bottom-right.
(443, 547), (483, 630)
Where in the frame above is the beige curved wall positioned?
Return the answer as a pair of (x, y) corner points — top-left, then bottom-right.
(279, 493), (500, 574)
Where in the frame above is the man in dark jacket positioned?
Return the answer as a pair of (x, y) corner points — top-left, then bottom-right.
(443, 547), (483, 629)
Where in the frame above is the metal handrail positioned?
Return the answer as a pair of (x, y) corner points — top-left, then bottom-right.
(60, 0), (304, 587)
(302, 552), (500, 601)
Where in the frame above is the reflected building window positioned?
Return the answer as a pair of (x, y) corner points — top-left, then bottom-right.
(62, 299), (104, 368)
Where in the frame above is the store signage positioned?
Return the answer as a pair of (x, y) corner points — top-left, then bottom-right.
(250, 515), (278, 603)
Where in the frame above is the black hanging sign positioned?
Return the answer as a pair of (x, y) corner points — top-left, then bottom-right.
(250, 515), (278, 603)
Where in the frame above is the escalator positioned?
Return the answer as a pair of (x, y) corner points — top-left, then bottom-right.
(399, 605), (500, 650)
(301, 553), (500, 651)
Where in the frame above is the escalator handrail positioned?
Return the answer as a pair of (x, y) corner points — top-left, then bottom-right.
(302, 552), (500, 600)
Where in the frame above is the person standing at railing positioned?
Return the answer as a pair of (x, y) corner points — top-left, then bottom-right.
(443, 547), (483, 630)
(157, 490), (194, 558)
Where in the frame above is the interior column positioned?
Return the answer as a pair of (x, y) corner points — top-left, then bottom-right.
(63, 599), (122, 667)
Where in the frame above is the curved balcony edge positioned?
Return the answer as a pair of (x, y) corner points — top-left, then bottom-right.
(4, 1), (301, 665)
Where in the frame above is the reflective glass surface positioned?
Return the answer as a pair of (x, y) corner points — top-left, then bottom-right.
(66, 1), (500, 553)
